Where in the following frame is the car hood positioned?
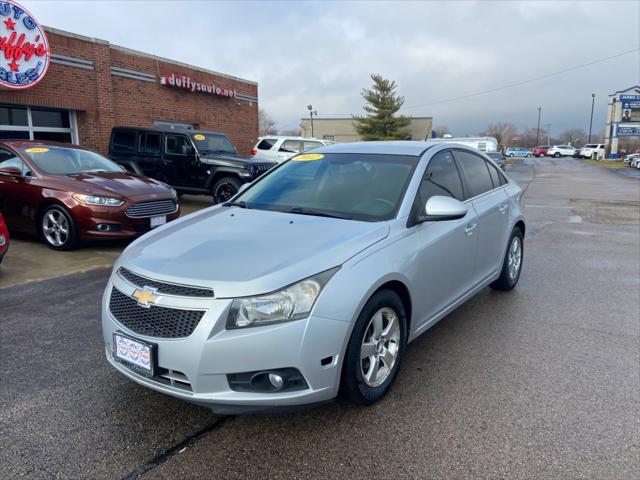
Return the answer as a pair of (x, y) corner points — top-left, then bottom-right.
(200, 153), (275, 167)
(54, 172), (172, 199)
(117, 207), (389, 298)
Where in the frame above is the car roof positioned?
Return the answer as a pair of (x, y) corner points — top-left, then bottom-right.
(112, 126), (227, 136)
(0, 140), (92, 151)
(312, 140), (439, 156)
(259, 135), (326, 141)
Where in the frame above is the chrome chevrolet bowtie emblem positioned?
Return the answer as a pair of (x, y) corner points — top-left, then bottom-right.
(132, 286), (160, 308)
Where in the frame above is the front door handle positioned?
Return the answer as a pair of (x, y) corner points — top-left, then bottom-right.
(464, 223), (477, 235)
(498, 204), (509, 213)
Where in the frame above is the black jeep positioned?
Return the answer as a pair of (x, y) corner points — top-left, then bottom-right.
(108, 127), (276, 203)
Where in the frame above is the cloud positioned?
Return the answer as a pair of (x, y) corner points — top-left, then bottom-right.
(24, 0), (640, 136)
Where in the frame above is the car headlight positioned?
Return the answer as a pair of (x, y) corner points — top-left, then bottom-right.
(72, 194), (124, 207)
(226, 267), (339, 329)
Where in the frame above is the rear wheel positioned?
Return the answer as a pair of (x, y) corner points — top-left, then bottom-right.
(40, 205), (78, 251)
(212, 176), (242, 204)
(491, 227), (523, 291)
(341, 290), (407, 405)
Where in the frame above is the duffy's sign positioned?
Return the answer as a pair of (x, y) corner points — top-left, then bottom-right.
(160, 73), (237, 98)
(0, 0), (49, 89)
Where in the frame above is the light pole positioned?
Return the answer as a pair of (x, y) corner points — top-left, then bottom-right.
(307, 105), (317, 137)
(588, 93), (595, 143)
(535, 107), (542, 146)
(546, 123), (551, 145)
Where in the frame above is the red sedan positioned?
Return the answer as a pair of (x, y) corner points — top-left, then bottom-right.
(0, 213), (8, 263)
(0, 141), (180, 250)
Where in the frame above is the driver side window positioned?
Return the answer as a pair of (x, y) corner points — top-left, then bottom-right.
(416, 150), (464, 206)
(0, 148), (25, 175)
(166, 135), (194, 156)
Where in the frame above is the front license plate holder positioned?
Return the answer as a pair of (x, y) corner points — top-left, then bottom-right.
(150, 215), (166, 228)
(112, 331), (156, 378)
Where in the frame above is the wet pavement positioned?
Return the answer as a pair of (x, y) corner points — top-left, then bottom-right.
(1, 158), (638, 479)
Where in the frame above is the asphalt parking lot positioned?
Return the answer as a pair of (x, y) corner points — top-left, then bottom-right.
(1, 158), (639, 479)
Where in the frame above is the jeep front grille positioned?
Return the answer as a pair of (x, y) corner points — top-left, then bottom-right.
(118, 268), (214, 298)
(251, 162), (276, 176)
(109, 288), (205, 338)
(125, 199), (178, 218)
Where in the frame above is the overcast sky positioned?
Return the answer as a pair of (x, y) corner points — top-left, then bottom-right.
(25, 0), (640, 137)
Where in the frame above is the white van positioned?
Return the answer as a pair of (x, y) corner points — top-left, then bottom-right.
(251, 136), (333, 163)
(427, 136), (499, 153)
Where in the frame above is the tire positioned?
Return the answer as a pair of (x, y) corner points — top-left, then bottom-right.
(211, 176), (242, 204)
(490, 227), (524, 291)
(553, 152), (561, 158)
(341, 289), (407, 405)
(40, 205), (78, 251)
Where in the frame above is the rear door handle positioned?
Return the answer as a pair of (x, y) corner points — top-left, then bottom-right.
(464, 223), (477, 235)
(498, 204), (509, 213)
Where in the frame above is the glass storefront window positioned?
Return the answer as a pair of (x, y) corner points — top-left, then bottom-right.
(0, 105), (76, 144)
(0, 106), (28, 126)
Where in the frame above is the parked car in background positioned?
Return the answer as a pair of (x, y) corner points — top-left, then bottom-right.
(102, 141), (525, 412)
(109, 127), (276, 204)
(251, 136), (333, 163)
(485, 151), (506, 170)
(623, 153), (639, 165)
(630, 156), (640, 168)
(504, 147), (531, 157)
(532, 145), (550, 157)
(547, 145), (577, 158)
(0, 213), (8, 264)
(0, 141), (180, 250)
(579, 144), (605, 160)
(428, 136), (499, 153)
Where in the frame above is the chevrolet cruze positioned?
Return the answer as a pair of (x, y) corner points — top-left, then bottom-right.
(102, 141), (525, 413)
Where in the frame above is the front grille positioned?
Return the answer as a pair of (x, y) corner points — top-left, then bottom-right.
(251, 162), (276, 177)
(109, 288), (204, 338)
(118, 268), (214, 297)
(125, 199), (177, 218)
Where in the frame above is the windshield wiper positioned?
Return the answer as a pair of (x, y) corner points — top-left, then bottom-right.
(287, 207), (352, 219)
(222, 201), (249, 209)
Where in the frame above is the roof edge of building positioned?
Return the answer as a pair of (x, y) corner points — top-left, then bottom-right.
(43, 26), (258, 87)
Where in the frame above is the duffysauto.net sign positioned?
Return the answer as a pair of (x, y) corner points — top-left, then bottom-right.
(0, 0), (49, 89)
(160, 73), (237, 98)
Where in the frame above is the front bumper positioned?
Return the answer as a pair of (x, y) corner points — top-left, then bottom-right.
(101, 273), (350, 412)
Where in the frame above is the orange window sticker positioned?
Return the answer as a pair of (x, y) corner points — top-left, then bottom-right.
(24, 147), (49, 153)
(292, 153), (324, 161)
(194, 134), (206, 140)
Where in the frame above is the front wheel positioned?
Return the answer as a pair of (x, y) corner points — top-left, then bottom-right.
(553, 152), (561, 158)
(491, 227), (523, 291)
(341, 290), (407, 405)
(211, 176), (242, 204)
(40, 205), (78, 251)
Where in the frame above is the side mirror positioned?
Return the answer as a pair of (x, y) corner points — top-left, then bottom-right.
(237, 182), (250, 194)
(0, 166), (21, 176)
(424, 196), (468, 221)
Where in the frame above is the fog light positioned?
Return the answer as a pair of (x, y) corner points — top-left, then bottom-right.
(268, 373), (284, 390)
(227, 367), (308, 393)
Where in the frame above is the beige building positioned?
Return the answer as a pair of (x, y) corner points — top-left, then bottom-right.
(300, 117), (433, 143)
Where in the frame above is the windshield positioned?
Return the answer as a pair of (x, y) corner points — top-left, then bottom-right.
(191, 133), (235, 155)
(19, 146), (123, 175)
(235, 153), (417, 222)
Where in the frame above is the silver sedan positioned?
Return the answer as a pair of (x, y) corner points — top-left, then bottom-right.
(101, 141), (525, 413)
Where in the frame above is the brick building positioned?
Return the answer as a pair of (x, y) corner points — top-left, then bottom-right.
(0, 27), (259, 155)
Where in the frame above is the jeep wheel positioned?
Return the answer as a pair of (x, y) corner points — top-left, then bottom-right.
(212, 177), (242, 204)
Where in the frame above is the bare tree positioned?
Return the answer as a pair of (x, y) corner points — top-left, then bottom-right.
(478, 122), (517, 146)
(280, 128), (302, 136)
(433, 125), (450, 138)
(558, 128), (588, 147)
(259, 108), (278, 136)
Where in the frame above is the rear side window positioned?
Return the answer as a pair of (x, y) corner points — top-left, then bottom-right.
(140, 132), (162, 155)
(453, 150), (494, 198)
(257, 138), (277, 150)
(303, 141), (323, 151)
(279, 140), (302, 153)
(417, 150), (464, 203)
(111, 130), (137, 152)
(484, 160), (508, 188)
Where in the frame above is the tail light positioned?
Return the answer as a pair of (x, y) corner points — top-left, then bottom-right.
(250, 149), (257, 156)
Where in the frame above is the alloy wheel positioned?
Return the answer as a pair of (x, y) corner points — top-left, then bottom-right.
(360, 307), (400, 387)
(215, 183), (237, 203)
(42, 209), (69, 247)
(507, 236), (522, 281)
